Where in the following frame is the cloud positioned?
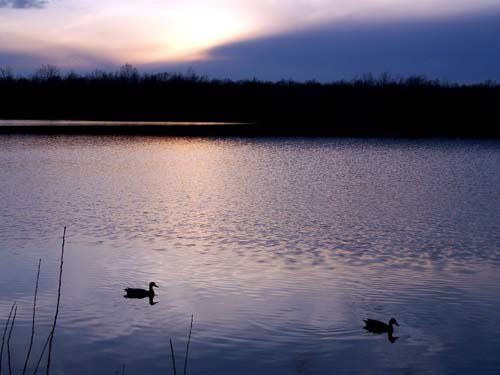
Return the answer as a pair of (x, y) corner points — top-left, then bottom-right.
(1, 1), (499, 81)
(0, 48), (115, 75)
(0, 0), (47, 8)
(151, 10), (500, 83)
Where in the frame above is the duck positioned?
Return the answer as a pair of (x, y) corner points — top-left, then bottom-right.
(363, 318), (399, 334)
(124, 282), (159, 299)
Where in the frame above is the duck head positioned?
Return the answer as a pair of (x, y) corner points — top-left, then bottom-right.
(149, 282), (159, 289)
(389, 318), (399, 327)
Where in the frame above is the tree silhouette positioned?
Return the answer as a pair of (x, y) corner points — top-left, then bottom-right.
(0, 66), (13, 80)
(0, 67), (498, 137)
(119, 64), (139, 82)
(33, 65), (60, 81)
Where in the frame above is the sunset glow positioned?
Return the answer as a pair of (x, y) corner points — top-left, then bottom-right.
(0, 0), (499, 77)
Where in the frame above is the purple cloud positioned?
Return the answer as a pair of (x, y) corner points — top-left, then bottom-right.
(0, 0), (47, 8)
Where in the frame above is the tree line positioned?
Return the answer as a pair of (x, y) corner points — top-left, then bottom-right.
(0, 64), (499, 137)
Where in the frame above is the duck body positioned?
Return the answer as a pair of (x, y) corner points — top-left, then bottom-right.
(363, 318), (399, 334)
(124, 282), (158, 299)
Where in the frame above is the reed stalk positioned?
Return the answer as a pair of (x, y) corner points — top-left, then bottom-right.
(183, 315), (193, 375)
(170, 339), (177, 375)
(33, 334), (50, 375)
(0, 302), (16, 375)
(46, 226), (66, 375)
(22, 259), (41, 375)
(7, 306), (17, 375)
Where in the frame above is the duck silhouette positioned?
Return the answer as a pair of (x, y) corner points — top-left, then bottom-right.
(363, 318), (399, 343)
(124, 282), (159, 300)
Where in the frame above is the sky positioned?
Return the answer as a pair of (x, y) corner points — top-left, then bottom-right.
(0, 0), (499, 82)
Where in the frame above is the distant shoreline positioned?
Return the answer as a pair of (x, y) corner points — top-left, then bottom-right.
(1, 120), (499, 138)
(0, 120), (249, 127)
(0, 120), (263, 137)
(1, 70), (499, 138)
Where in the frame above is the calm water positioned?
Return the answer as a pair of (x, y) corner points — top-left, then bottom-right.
(0, 135), (499, 374)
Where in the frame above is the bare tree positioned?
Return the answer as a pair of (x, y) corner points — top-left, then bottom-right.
(89, 69), (108, 80)
(0, 66), (13, 80)
(118, 64), (139, 82)
(33, 65), (60, 81)
(378, 72), (393, 86)
(361, 72), (375, 85)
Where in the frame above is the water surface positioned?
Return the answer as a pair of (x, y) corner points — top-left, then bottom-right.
(0, 136), (499, 374)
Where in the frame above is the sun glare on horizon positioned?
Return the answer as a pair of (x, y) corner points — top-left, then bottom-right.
(150, 6), (255, 62)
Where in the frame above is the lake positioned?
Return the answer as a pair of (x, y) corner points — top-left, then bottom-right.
(0, 134), (499, 374)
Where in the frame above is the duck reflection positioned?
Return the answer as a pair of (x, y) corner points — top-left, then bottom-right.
(124, 282), (159, 305)
(363, 318), (399, 343)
